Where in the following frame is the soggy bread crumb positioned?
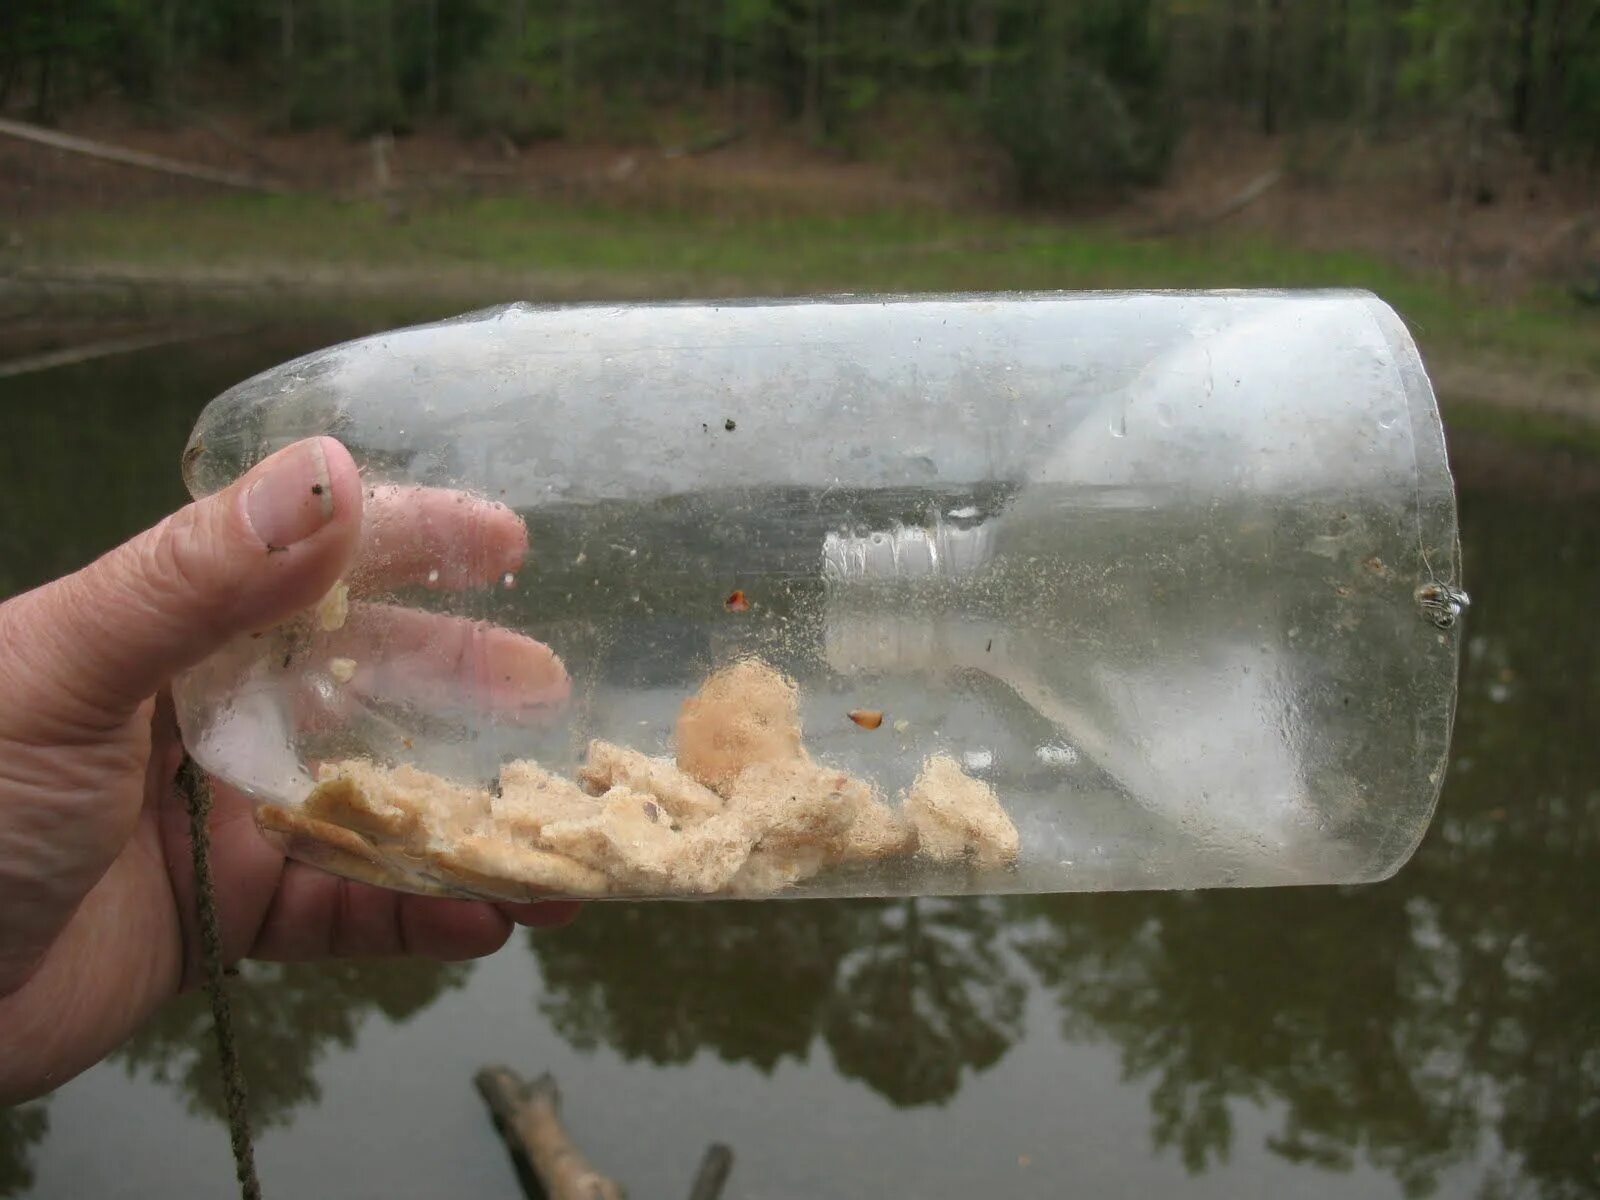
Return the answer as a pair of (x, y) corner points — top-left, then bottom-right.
(495, 759), (602, 837)
(316, 579), (350, 631)
(432, 835), (609, 899)
(542, 788), (754, 894)
(839, 794), (917, 862)
(259, 802), (387, 868)
(258, 803), (452, 896)
(664, 813), (758, 894)
(676, 658), (804, 793)
(264, 659), (1023, 900)
(539, 787), (669, 871)
(579, 740), (724, 825)
(726, 758), (912, 865)
(727, 759), (859, 849)
(904, 754), (1020, 869)
(725, 843), (830, 896)
(304, 765), (424, 847)
(307, 759), (492, 850)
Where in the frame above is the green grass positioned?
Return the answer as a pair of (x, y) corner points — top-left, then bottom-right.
(18, 191), (1600, 382)
(1444, 400), (1600, 458)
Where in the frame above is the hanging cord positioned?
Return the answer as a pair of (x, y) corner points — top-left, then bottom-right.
(177, 754), (263, 1200)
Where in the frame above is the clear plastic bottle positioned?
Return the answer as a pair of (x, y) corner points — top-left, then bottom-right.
(175, 292), (1464, 901)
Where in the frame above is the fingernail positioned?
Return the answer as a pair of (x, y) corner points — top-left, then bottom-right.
(245, 439), (335, 548)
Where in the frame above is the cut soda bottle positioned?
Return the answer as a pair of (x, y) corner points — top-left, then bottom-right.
(174, 291), (1465, 901)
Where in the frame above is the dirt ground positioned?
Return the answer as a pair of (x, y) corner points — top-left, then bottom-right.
(3, 104), (1596, 295)
(1136, 117), (1600, 294)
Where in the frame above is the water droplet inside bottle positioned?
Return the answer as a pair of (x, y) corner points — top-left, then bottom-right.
(1109, 409), (1128, 438)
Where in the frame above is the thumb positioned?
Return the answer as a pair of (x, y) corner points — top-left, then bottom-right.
(1, 437), (364, 736)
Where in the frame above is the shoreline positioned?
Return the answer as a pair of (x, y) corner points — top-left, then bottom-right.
(5, 191), (1596, 450)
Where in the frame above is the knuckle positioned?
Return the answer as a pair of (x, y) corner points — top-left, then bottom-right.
(131, 504), (237, 640)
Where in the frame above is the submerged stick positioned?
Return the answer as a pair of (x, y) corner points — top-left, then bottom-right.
(474, 1067), (624, 1200)
(686, 1144), (733, 1200)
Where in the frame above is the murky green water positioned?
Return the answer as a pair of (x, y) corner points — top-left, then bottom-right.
(1, 329), (1595, 1199)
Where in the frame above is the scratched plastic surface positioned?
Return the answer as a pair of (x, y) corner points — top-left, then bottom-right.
(173, 292), (1464, 900)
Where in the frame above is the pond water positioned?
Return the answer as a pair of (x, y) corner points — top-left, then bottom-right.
(1, 328), (1595, 1200)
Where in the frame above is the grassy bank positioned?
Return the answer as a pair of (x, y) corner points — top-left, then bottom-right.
(10, 192), (1598, 420)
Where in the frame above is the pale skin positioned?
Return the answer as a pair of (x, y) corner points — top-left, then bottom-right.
(0, 437), (578, 1104)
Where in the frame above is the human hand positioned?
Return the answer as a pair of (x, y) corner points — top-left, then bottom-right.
(0, 437), (575, 1103)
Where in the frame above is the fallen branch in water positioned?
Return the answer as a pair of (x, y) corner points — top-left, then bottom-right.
(474, 1066), (625, 1200)
(186, 111), (303, 182)
(0, 116), (291, 195)
(474, 1068), (736, 1200)
(661, 125), (748, 159)
(1137, 167), (1283, 237)
(0, 325), (241, 380)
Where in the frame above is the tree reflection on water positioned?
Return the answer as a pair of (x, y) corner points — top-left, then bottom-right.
(535, 895), (1026, 1107)
(115, 960), (470, 1129)
(824, 897), (1025, 1106)
(0, 1106), (47, 1197)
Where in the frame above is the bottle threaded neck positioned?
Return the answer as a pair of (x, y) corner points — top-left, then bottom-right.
(821, 521), (996, 582)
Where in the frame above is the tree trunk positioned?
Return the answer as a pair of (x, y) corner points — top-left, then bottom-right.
(970, 0), (997, 107)
(160, 0), (179, 108)
(1360, 1), (1397, 128)
(339, 0), (355, 127)
(803, 0), (823, 139)
(821, 0), (835, 133)
(32, 48), (55, 124)
(1510, 0), (1538, 134)
(375, 0), (396, 128)
(1210, 0), (1245, 109)
(1259, 0), (1284, 135)
(279, 0), (295, 126)
(425, 0), (439, 115)
(1534, 0), (1572, 170)
(678, 0), (694, 92)
(560, 0), (578, 123)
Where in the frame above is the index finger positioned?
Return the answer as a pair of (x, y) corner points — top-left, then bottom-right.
(350, 485), (529, 594)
